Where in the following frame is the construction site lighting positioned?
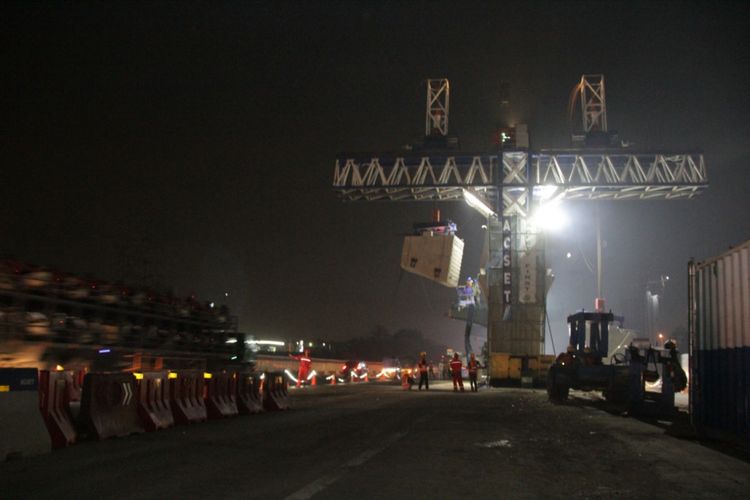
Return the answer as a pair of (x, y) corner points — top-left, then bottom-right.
(245, 339), (285, 346)
(534, 185), (559, 201)
(463, 189), (497, 218)
(531, 201), (568, 232)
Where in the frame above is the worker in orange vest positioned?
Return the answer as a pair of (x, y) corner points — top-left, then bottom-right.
(467, 353), (481, 392)
(449, 353), (464, 392)
(289, 349), (312, 387)
(417, 352), (429, 391)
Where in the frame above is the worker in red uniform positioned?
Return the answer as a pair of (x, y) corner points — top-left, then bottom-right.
(289, 349), (312, 387)
(449, 353), (464, 392)
(467, 353), (481, 392)
(417, 352), (429, 391)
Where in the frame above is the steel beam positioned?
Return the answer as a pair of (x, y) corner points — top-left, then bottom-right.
(333, 151), (707, 207)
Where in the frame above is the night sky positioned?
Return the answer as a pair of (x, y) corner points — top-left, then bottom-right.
(2, 1), (748, 352)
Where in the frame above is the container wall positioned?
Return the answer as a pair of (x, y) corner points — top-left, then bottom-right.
(691, 240), (750, 441)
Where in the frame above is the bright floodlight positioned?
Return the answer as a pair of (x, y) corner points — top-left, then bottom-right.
(534, 185), (559, 201)
(245, 339), (285, 346)
(463, 189), (496, 218)
(531, 201), (568, 232)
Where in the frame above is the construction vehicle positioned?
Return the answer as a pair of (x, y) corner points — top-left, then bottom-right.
(546, 310), (687, 416)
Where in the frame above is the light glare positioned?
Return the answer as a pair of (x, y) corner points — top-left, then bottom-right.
(463, 189), (496, 218)
(531, 202), (568, 232)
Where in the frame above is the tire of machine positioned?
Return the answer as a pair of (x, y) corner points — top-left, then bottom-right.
(546, 365), (569, 403)
(603, 387), (627, 406)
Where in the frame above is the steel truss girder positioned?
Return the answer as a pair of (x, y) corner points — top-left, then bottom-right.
(333, 155), (496, 192)
(333, 151), (707, 206)
(531, 152), (707, 187)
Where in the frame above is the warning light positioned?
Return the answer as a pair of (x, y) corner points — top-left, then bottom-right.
(168, 372), (178, 379)
(55, 365), (64, 371)
(133, 373), (144, 380)
(203, 373), (213, 379)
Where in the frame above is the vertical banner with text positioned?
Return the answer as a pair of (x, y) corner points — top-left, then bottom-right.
(519, 249), (537, 304)
(502, 217), (513, 319)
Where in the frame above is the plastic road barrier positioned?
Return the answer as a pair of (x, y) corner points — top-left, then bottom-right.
(69, 370), (84, 399)
(169, 370), (207, 424)
(38, 370), (77, 449)
(67, 370), (84, 420)
(236, 372), (263, 414)
(206, 371), (239, 419)
(263, 371), (290, 411)
(1, 368), (51, 460)
(136, 371), (174, 431)
(78, 372), (144, 440)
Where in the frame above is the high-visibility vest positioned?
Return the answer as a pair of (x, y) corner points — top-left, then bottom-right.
(293, 355), (312, 369)
(449, 360), (462, 374)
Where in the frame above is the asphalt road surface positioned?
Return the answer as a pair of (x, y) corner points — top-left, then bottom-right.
(1, 381), (748, 499)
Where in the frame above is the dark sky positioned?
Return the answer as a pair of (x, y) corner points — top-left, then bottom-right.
(2, 1), (748, 352)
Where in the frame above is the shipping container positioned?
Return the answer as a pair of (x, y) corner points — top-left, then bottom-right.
(400, 233), (464, 287)
(688, 239), (750, 445)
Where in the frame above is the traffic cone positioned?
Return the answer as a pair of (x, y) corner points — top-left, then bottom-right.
(311, 374), (317, 386)
(364, 373), (369, 383)
(331, 375), (336, 385)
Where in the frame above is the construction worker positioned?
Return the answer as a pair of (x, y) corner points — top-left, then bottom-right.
(417, 352), (429, 390)
(467, 353), (481, 392)
(449, 353), (464, 392)
(289, 349), (312, 387)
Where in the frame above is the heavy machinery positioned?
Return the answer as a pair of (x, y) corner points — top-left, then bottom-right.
(546, 310), (687, 415)
(333, 75), (707, 387)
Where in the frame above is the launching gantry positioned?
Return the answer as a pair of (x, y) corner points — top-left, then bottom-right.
(333, 75), (707, 385)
